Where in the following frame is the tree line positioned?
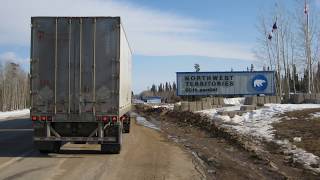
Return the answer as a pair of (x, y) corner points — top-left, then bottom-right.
(138, 82), (180, 103)
(0, 62), (29, 111)
(149, 82), (177, 94)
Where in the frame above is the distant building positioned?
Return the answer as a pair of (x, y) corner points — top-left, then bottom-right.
(143, 96), (162, 104)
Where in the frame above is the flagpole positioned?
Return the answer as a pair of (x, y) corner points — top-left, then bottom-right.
(275, 18), (282, 97)
(306, 0), (311, 94)
(268, 3), (282, 96)
(275, 3), (282, 97)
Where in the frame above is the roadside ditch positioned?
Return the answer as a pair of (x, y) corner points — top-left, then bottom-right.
(134, 104), (320, 180)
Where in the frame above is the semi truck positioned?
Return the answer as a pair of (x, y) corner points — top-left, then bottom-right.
(30, 17), (132, 154)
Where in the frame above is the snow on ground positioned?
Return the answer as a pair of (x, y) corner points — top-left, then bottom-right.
(276, 139), (320, 174)
(199, 105), (242, 123)
(147, 97), (244, 111)
(150, 104), (174, 110)
(311, 112), (320, 118)
(199, 104), (320, 174)
(134, 98), (174, 110)
(200, 104), (320, 141)
(223, 97), (245, 105)
(0, 109), (30, 120)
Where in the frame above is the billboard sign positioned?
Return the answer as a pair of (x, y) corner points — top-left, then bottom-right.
(176, 71), (276, 96)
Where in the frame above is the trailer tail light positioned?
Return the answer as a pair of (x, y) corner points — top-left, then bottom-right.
(40, 116), (47, 121)
(31, 116), (37, 121)
(102, 116), (110, 122)
(96, 116), (110, 123)
(112, 116), (117, 122)
(32, 116), (52, 121)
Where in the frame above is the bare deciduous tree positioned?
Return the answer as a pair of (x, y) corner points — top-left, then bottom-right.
(254, 1), (320, 96)
(0, 62), (29, 111)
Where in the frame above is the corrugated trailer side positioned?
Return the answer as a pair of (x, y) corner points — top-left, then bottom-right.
(118, 23), (132, 134)
(119, 23), (132, 117)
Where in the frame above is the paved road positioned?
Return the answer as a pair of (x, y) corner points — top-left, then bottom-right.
(0, 116), (201, 180)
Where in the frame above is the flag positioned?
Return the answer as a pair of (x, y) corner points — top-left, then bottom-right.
(272, 22), (277, 32)
(268, 21), (277, 40)
(304, 1), (308, 14)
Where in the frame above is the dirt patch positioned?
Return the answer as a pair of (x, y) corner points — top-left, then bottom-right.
(273, 108), (320, 157)
(160, 120), (286, 180)
(135, 105), (320, 179)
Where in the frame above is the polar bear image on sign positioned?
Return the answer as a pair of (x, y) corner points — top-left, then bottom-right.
(253, 79), (266, 88)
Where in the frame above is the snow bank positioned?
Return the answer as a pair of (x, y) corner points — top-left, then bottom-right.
(133, 98), (174, 110)
(199, 105), (241, 123)
(0, 109), (30, 120)
(200, 104), (320, 174)
(150, 104), (174, 110)
(311, 112), (320, 118)
(223, 97), (244, 105)
(277, 140), (320, 174)
(201, 104), (320, 141)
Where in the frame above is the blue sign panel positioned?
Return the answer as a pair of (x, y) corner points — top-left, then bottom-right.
(252, 74), (268, 92)
(176, 71), (276, 96)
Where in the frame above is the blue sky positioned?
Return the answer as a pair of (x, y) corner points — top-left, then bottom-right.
(122, 0), (266, 42)
(0, 0), (314, 93)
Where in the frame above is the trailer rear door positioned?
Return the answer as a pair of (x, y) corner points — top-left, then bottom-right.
(31, 17), (120, 118)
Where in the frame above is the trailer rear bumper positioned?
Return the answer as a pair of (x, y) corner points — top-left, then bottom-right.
(34, 136), (117, 143)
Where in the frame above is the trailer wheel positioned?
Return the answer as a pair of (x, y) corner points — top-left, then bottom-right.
(122, 123), (130, 133)
(122, 115), (131, 133)
(124, 128), (130, 133)
(101, 144), (121, 154)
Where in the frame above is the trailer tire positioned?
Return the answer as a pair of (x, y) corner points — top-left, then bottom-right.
(123, 123), (130, 133)
(101, 144), (121, 154)
(122, 115), (131, 133)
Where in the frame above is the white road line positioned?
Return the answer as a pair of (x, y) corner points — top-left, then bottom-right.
(0, 150), (34, 170)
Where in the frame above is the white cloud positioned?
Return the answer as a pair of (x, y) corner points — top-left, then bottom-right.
(132, 33), (254, 60)
(0, 52), (28, 66)
(0, 0), (255, 60)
